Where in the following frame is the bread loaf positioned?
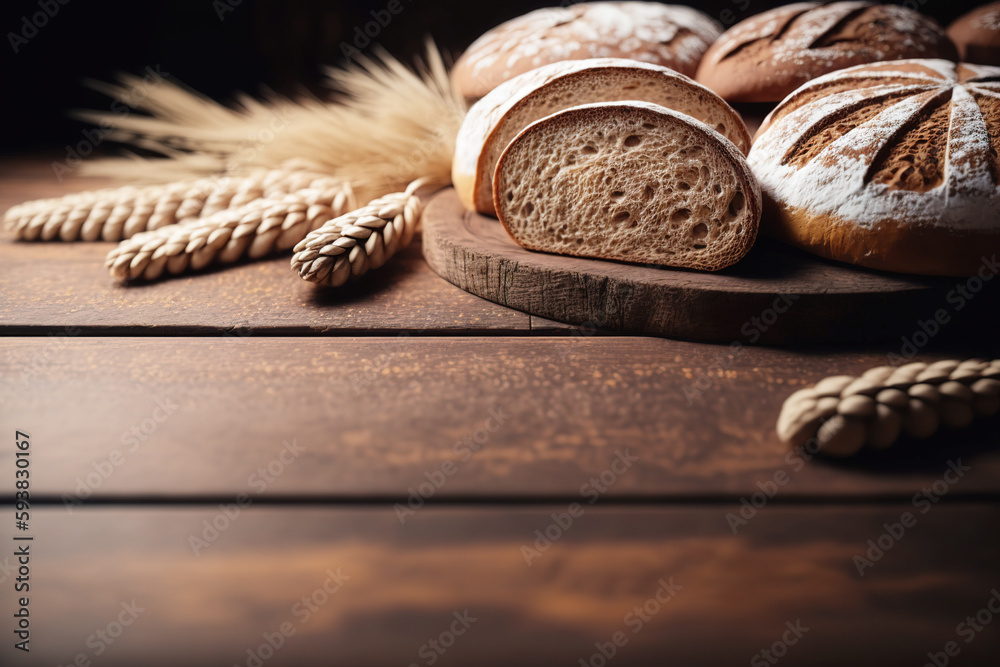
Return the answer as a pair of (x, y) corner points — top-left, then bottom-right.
(452, 58), (751, 216)
(748, 59), (1000, 276)
(494, 102), (761, 271)
(451, 2), (721, 102)
(696, 2), (958, 103)
(948, 3), (1000, 65)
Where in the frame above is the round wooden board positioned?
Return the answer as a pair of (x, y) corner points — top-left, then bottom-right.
(421, 189), (993, 344)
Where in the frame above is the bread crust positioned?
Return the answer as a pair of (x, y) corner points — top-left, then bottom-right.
(696, 2), (958, 103)
(948, 3), (1000, 65)
(749, 59), (1000, 277)
(452, 58), (750, 216)
(493, 102), (761, 272)
(451, 2), (721, 102)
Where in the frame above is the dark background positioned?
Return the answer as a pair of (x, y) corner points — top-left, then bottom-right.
(0, 0), (987, 152)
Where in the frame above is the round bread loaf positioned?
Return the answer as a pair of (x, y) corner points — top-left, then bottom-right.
(494, 102), (761, 272)
(451, 2), (721, 102)
(452, 58), (751, 216)
(696, 2), (958, 103)
(748, 59), (1000, 276)
(948, 3), (1000, 65)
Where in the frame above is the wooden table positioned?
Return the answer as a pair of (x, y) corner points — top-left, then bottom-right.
(1, 158), (998, 666)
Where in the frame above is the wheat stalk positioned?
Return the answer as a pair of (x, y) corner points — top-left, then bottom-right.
(291, 179), (432, 287)
(106, 179), (356, 281)
(3, 162), (337, 242)
(78, 42), (466, 193)
(777, 359), (1000, 457)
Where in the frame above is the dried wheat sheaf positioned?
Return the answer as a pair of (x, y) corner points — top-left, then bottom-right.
(2, 43), (465, 283)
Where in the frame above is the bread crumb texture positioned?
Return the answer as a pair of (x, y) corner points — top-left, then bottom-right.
(495, 102), (759, 272)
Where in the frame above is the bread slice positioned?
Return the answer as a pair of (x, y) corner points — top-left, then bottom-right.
(493, 102), (761, 271)
(452, 58), (751, 216)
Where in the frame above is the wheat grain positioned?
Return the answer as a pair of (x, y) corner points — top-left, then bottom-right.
(106, 179), (356, 281)
(777, 359), (1000, 456)
(3, 163), (337, 243)
(291, 179), (431, 287)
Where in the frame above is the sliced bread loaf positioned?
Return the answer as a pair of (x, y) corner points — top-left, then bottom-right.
(493, 102), (761, 271)
(453, 58), (750, 216)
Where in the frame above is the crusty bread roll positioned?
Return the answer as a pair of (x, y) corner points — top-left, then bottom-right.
(748, 59), (1000, 277)
(494, 102), (761, 271)
(948, 3), (1000, 65)
(453, 58), (751, 217)
(451, 2), (721, 102)
(696, 2), (958, 103)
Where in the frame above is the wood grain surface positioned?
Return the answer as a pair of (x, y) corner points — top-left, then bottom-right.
(0, 162), (532, 334)
(3, 506), (997, 667)
(422, 189), (1000, 344)
(4, 337), (998, 500)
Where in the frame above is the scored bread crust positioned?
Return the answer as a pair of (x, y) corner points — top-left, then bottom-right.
(948, 3), (1000, 66)
(695, 2), (958, 103)
(748, 59), (1000, 277)
(493, 102), (761, 272)
(451, 2), (721, 102)
(452, 58), (751, 216)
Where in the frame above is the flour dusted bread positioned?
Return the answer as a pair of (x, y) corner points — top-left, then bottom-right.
(696, 2), (957, 103)
(453, 58), (750, 216)
(494, 102), (760, 271)
(948, 3), (1000, 65)
(451, 2), (721, 102)
(748, 59), (1000, 276)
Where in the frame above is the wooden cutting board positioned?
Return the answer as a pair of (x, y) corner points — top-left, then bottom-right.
(422, 189), (996, 344)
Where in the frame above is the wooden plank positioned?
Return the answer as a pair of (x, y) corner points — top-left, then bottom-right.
(0, 160), (531, 334)
(0, 240), (532, 334)
(422, 189), (1000, 344)
(2, 506), (998, 666)
(3, 337), (999, 500)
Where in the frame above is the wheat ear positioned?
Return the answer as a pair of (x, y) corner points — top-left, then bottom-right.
(777, 359), (1000, 457)
(3, 163), (336, 243)
(291, 179), (433, 287)
(106, 179), (356, 282)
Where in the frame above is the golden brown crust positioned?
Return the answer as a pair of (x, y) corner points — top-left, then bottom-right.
(948, 3), (1000, 65)
(749, 59), (1000, 277)
(696, 2), (958, 103)
(450, 2), (721, 102)
(765, 196), (1000, 276)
